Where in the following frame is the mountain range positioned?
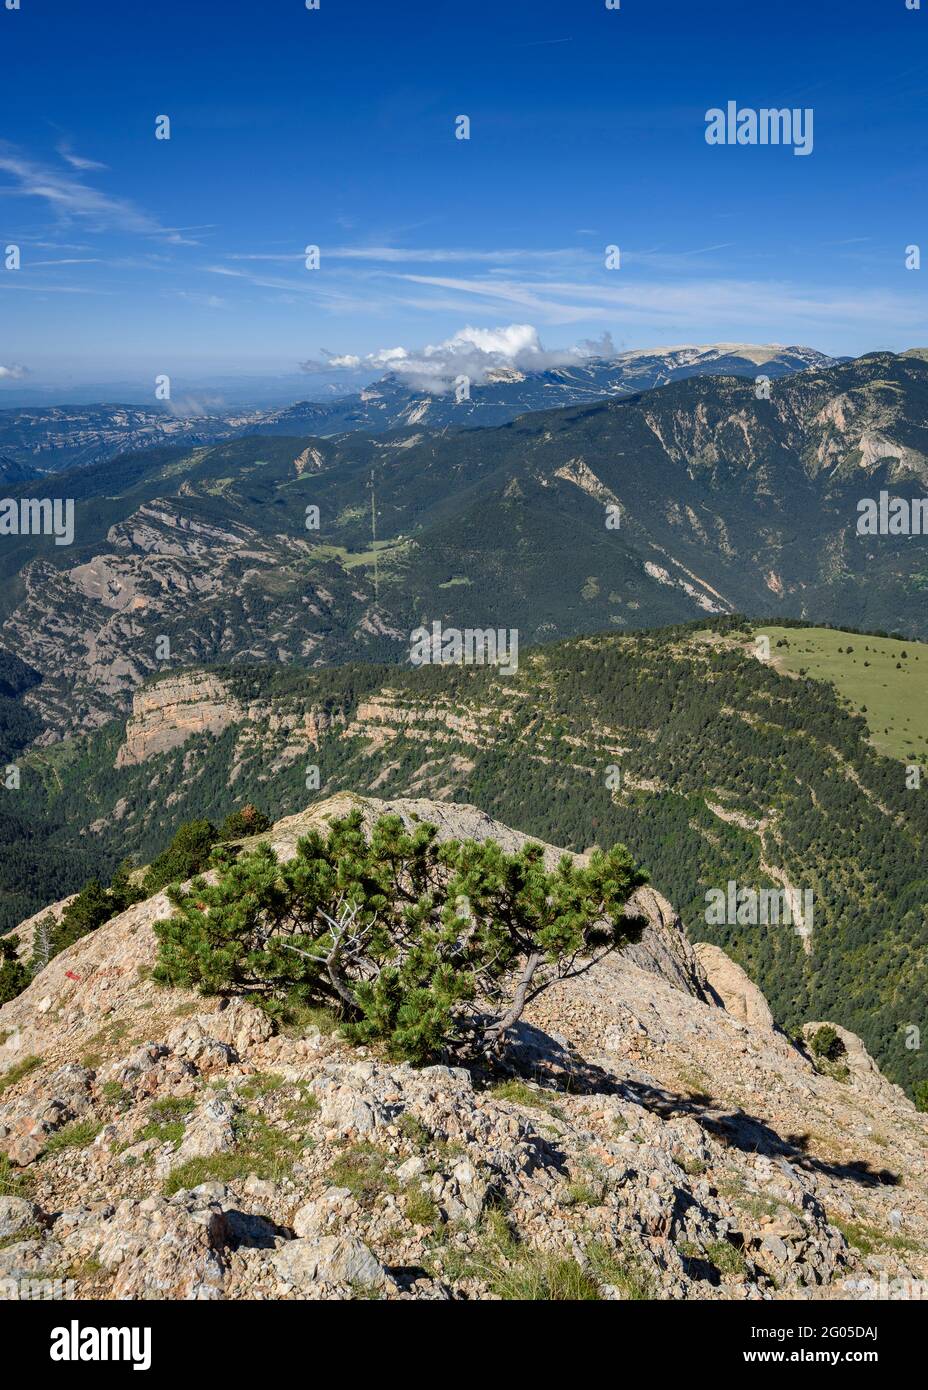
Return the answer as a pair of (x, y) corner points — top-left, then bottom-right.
(0, 343), (836, 479)
(0, 350), (926, 748)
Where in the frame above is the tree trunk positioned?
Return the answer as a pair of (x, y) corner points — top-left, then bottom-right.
(484, 951), (543, 1049)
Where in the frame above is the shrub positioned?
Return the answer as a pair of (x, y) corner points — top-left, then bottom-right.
(153, 811), (646, 1062)
(218, 805), (272, 842)
(0, 937), (30, 1006)
(143, 820), (218, 895)
(810, 1025), (846, 1063)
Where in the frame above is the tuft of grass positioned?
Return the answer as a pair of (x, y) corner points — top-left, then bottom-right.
(587, 1238), (656, 1299)
(274, 998), (341, 1039)
(398, 1113), (431, 1148)
(0, 1224), (42, 1250)
(0, 1155), (34, 1198)
(327, 1143), (398, 1201)
(282, 1083), (320, 1127)
(162, 1112), (300, 1196)
(828, 1213), (921, 1257)
(0, 1055), (42, 1098)
(44, 1120), (103, 1154)
(100, 1081), (129, 1105)
(488, 1079), (566, 1120)
(706, 1238), (748, 1278)
(404, 1185), (440, 1229)
(474, 1213), (600, 1300)
(238, 1072), (285, 1101)
(562, 1180), (603, 1208)
(140, 1119), (185, 1145)
(139, 1097), (193, 1144)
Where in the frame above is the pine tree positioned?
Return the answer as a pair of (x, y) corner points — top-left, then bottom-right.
(154, 811), (647, 1062)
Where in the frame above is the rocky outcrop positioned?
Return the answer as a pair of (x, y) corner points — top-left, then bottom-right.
(116, 672), (244, 767)
(694, 941), (776, 1031)
(802, 1022), (910, 1107)
(0, 795), (925, 1302)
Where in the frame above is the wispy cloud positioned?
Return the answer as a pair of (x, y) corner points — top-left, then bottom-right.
(389, 272), (928, 334)
(0, 142), (176, 241)
(55, 140), (108, 172)
(224, 246), (578, 265)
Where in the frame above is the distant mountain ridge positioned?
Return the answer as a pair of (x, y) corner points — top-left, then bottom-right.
(250, 343), (839, 438)
(0, 343), (838, 473)
(1, 351), (927, 748)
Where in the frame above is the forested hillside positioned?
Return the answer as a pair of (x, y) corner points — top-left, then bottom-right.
(2, 617), (926, 1098)
(2, 351), (928, 746)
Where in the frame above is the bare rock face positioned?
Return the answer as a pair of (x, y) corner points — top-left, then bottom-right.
(694, 941), (776, 1031)
(802, 1022), (909, 1105)
(115, 672), (244, 767)
(272, 1234), (390, 1292)
(1, 794), (926, 1303)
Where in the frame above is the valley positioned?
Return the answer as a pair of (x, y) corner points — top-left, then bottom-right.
(2, 618), (926, 1103)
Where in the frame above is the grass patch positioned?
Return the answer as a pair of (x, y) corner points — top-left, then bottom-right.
(274, 999), (341, 1039)
(141, 1096), (194, 1142)
(488, 1080), (566, 1121)
(162, 1112), (301, 1196)
(562, 1178), (605, 1208)
(758, 624), (928, 761)
(404, 1185), (440, 1229)
(0, 1224), (42, 1250)
(397, 1113), (431, 1148)
(706, 1238), (748, 1277)
(828, 1214), (921, 1257)
(0, 1155), (34, 1198)
(327, 1143), (398, 1202)
(586, 1238), (657, 1299)
(43, 1120), (103, 1154)
(474, 1211), (600, 1300)
(282, 1083), (320, 1126)
(0, 1055), (41, 1097)
(238, 1072), (286, 1101)
(100, 1081), (129, 1105)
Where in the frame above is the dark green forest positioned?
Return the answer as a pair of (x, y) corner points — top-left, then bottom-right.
(1, 615), (926, 1098)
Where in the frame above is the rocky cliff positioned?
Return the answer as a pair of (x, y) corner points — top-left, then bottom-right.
(1, 795), (926, 1302)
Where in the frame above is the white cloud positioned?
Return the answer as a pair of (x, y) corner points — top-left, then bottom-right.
(0, 364), (29, 379)
(299, 324), (613, 392)
(56, 141), (108, 172)
(0, 142), (174, 240)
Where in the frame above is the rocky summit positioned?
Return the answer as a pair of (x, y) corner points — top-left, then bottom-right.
(1, 794), (925, 1302)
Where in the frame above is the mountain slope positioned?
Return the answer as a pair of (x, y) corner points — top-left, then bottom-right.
(0, 345), (837, 473)
(1, 794), (924, 1302)
(1, 352), (927, 747)
(3, 620), (927, 1098)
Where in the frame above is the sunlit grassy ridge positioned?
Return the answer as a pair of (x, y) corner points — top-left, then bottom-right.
(755, 625), (928, 763)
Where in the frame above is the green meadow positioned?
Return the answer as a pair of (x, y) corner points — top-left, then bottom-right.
(755, 625), (928, 763)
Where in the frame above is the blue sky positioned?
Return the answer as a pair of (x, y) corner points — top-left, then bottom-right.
(1, 0), (926, 400)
